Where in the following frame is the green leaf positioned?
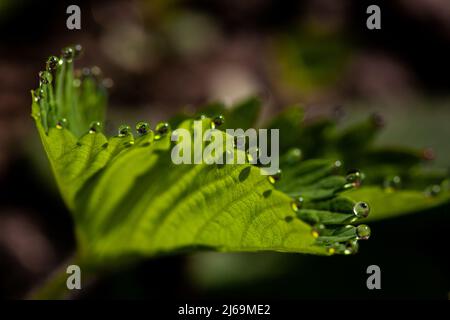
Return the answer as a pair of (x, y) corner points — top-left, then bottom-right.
(33, 47), (376, 270)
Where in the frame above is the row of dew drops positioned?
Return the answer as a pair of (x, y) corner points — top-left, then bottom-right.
(34, 45), (84, 104)
(271, 165), (372, 255)
(34, 45), (113, 122)
(56, 119), (174, 144)
(56, 107), (226, 146)
(34, 45), (174, 140)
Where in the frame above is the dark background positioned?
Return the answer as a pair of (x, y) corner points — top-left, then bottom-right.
(0, 0), (449, 299)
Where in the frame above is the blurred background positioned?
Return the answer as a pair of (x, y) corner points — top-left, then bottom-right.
(0, 0), (449, 299)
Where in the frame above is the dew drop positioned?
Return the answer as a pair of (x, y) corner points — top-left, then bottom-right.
(284, 216), (293, 223)
(211, 115), (225, 129)
(34, 88), (45, 102)
(46, 56), (60, 72)
(344, 240), (359, 255)
(136, 121), (150, 136)
(290, 197), (304, 212)
(89, 121), (102, 134)
(56, 118), (68, 129)
(356, 224), (371, 240)
(353, 201), (370, 218)
(39, 71), (53, 85)
(268, 169), (282, 184)
(154, 122), (171, 140)
(62, 46), (75, 62)
(327, 244), (337, 255)
(346, 169), (362, 187)
(118, 125), (131, 137)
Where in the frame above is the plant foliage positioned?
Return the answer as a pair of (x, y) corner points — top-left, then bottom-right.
(31, 46), (450, 274)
